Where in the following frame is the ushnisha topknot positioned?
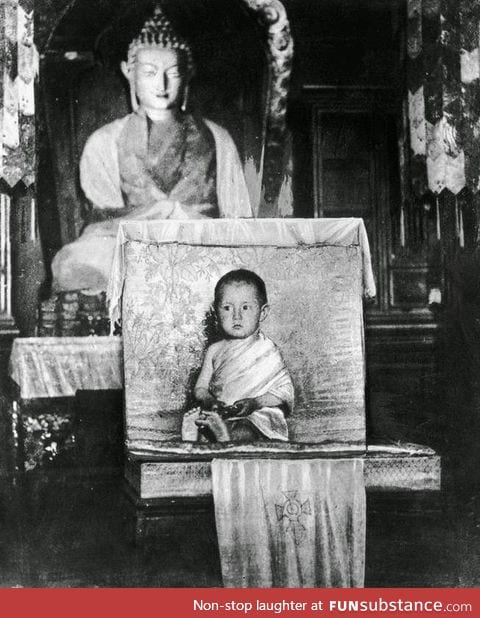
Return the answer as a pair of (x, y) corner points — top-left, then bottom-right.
(127, 4), (193, 72)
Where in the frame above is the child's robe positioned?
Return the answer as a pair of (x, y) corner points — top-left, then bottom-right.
(183, 331), (293, 441)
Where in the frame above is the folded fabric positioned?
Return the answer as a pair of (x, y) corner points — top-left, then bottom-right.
(204, 332), (294, 414)
(212, 458), (366, 588)
(108, 218), (376, 327)
(181, 407), (288, 442)
(238, 407), (288, 441)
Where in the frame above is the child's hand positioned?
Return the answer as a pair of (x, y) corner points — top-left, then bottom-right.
(231, 398), (258, 417)
(195, 387), (224, 411)
(211, 399), (226, 412)
(184, 406), (202, 416)
(200, 396), (217, 410)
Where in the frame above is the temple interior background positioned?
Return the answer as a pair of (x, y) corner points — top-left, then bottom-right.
(0, 0), (479, 586)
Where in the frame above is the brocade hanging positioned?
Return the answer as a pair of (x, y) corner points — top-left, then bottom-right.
(0, 0), (37, 188)
(407, 0), (480, 196)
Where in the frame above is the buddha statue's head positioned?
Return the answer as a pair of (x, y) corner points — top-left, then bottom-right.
(120, 5), (193, 120)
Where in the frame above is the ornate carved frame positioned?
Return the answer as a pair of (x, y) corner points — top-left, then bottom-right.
(239, 0), (294, 213)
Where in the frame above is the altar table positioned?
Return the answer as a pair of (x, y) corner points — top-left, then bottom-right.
(8, 336), (440, 494)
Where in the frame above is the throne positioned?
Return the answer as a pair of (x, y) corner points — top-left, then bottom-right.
(113, 218), (440, 544)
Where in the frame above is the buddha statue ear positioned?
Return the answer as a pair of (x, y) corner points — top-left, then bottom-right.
(181, 80), (189, 113)
(121, 60), (139, 112)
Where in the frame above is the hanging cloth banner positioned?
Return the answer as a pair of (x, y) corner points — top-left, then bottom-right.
(406, 0), (429, 196)
(406, 0), (480, 196)
(0, 0), (37, 188)
(458, 0), (480, 193)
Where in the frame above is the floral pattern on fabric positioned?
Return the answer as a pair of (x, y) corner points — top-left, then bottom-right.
(122, 242), (365, 449)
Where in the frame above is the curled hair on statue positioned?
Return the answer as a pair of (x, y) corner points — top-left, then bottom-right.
(121, 4), (194, 112)
(126, 4), (194, 75)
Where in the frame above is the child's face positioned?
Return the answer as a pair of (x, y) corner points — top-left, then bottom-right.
(216, 282), (268, 339)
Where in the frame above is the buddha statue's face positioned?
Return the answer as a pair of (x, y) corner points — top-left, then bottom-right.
(122, 47), (186, 119)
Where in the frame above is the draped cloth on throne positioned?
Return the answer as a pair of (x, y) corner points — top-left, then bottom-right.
(212, 458), (366, 588)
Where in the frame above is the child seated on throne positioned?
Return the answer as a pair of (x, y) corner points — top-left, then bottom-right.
(182, 269), (294, 442)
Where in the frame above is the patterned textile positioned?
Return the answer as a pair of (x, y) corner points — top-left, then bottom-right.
(0, 0), (37, 187)
(118, 219), (373, 450)
(117, 112), (218, 216)
(212, 458), (366, 587)
(407, 0), (480, 195)
(9, 336), (122, 399)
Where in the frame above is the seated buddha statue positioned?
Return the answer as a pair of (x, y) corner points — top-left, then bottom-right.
(51, 5), (253, 293)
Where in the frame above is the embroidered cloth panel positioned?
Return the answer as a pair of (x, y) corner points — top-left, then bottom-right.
(117, 218), (374, 451)
(212, 458), (366, 587)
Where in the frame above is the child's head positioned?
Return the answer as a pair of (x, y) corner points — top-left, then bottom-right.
(214, 269), (269, 339)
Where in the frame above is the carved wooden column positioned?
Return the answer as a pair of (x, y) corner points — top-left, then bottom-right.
(240, 0), (293, 217)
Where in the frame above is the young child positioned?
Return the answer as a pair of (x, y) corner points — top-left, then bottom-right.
(182, 269), (294, 442)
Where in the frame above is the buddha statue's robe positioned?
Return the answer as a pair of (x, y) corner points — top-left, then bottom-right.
(51, 111), (253, 292)
(183, 331), (294, 442)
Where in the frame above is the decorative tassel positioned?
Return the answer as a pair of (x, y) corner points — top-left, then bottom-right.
(0, 121), (3, 180)
(454, 197), (460, 246)
(436, 196), (441, 240)
(458, 200), (465, 248)
(17, 5), (36, 117)
(3, 74), (19, 150)
(30, 197), (36, 242)
(6, 195), (11, 315)
(400, 202), (406, 247)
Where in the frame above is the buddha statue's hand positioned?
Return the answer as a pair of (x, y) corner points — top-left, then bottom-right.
(122, 200), (176, 220)
(120, 200), (214, 221)
(168, 202), (216, 220)
(81, 219), (120, 238)
(80, 200), (175, 237)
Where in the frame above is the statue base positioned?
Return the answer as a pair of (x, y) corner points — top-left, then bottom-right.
(38, 291), (111, 337)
